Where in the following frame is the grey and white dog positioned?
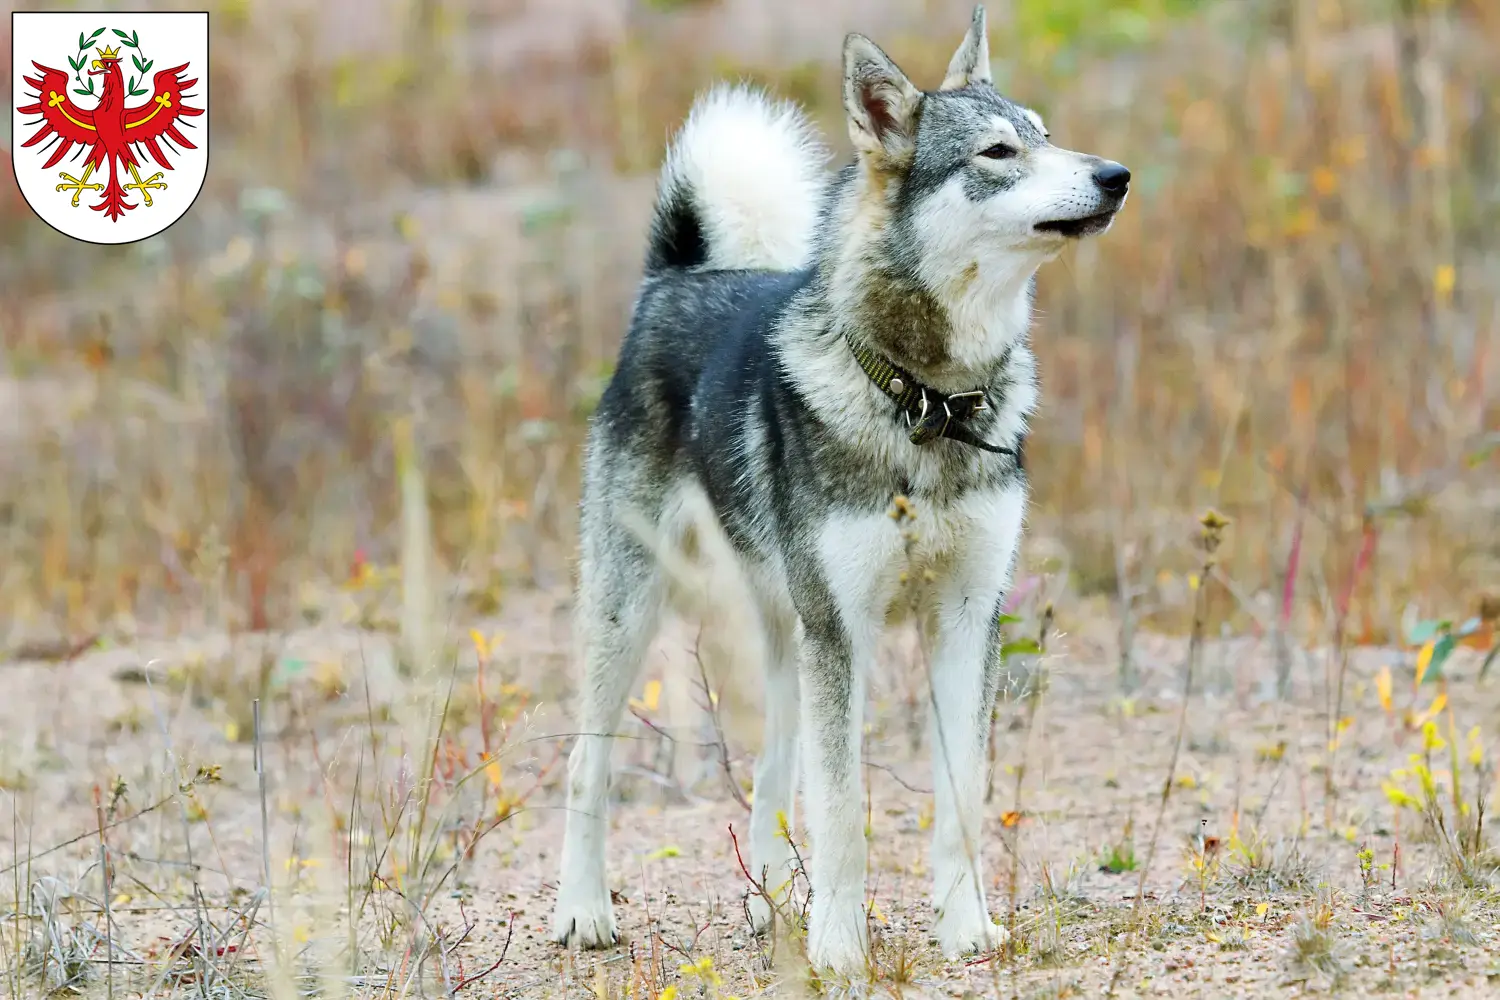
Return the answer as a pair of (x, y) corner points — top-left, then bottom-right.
(552, 5), (1127, 977)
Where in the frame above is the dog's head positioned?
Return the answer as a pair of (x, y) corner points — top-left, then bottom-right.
(843, 6), (1128, 273)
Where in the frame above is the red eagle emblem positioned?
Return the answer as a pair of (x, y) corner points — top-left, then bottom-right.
(17, 30), (203, 222)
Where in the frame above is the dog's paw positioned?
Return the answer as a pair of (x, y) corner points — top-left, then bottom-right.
(551, 893), (619, 949)
(934, 907), (1009, 960)
(807, 904), (870, 979)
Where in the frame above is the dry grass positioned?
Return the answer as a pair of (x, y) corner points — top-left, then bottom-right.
(2, 0), (1499, 996)
(6, 592), (1500, 998)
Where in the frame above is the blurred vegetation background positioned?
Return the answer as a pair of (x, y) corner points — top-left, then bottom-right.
(2, 0), (1496, 654)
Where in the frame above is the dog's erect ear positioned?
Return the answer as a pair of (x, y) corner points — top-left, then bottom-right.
(843, 33), (922, 163)
(940, 5), (992, 91)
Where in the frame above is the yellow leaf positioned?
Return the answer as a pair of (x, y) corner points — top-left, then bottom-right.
(1412, 692), (1448, 728)
(1434, 264), (1456, 304)
(1188, 574), (1200, 592)
(485, 760), (503, 789)
(1255, 902), (1269, 918)
(1311, 166), (1338, 196)
(1283, 205), (1317, 239)
(112, 893), (132, 907)
(677, 957), (721, 986)
(1421, 720), (1446, 753)
(224, 721), (240, 743)
(649, 845), (680, 860)
(1256, 741), (1286, 762)
(658, 989), (678, 1000)
(1382, 781), (1421, 811)
(1375, 666), (1393, 714)
(469, 628), (488, 660)
(1414, 640), (1436, 686)
(628, 678), (662, 714)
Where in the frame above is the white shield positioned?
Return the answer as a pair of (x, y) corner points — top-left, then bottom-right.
(11, 11), (209, 245)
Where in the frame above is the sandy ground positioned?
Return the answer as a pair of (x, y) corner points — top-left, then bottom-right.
(2, 589), (1498, 998)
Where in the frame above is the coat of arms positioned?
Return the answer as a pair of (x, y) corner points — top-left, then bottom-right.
(12, 12), (208, 244)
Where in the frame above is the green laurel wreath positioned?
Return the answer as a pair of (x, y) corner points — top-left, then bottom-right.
(66, 27), (153, 99)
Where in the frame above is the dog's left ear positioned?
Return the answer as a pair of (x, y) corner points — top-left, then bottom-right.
(940, 5), (991, 91)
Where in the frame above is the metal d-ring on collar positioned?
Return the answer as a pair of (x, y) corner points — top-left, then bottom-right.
(844, 333), (1022, 463)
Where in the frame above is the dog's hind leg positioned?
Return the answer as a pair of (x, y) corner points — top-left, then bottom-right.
(552, 515), (663, 949)
(746, 586), (799, 935)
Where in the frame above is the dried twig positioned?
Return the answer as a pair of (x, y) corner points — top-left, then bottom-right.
(451, 911), (515, 993)
(1131, 510), (1229, 928)
(691, 626), (750, 812)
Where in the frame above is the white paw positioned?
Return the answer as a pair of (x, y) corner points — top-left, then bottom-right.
(807, 903), (869, 979)
(551, 891), (619, 949)
(934, 907), (1009, 960)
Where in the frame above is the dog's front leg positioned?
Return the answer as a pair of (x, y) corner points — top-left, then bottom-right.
(926, 595), (1009, 958)
(794, 519), (903, 980)
(926, 489), (1025, 959)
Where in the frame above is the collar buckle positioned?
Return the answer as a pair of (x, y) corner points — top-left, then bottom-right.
(845, 333), (1021, 462)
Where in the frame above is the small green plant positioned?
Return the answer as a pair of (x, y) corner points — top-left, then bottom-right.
(1098, 819), (1139, 874)
(1223, 824), (1317, 894)
(1356, 842), (1377, 897)
(1287, 888), (1344, 985)
(1383, 713), (1493, 885)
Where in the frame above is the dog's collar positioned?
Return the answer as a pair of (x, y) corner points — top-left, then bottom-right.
(844, 333), (1022, 463)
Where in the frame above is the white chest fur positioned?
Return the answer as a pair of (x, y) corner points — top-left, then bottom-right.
(817, 483), (1028, 631)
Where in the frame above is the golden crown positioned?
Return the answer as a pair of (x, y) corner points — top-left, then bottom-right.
(95, 44), (120, 60)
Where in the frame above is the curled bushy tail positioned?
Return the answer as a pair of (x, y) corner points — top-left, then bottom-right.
(645, 85), (827, 274)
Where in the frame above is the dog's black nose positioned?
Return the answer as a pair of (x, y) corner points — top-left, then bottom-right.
(1093, 161), (1131, 195)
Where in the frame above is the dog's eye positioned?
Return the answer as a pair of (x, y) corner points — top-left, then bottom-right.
(978, 144), (1016, 160)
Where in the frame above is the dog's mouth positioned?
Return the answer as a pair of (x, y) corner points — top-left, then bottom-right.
(1034, 209), (1118, 239)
